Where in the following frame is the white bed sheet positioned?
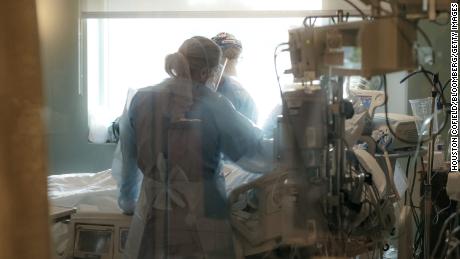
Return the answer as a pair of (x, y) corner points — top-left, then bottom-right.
(47, 162), (262, 213)
(48, 169), (121, 213)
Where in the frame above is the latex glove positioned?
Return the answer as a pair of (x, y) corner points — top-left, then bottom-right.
(118, 197), (136, 215)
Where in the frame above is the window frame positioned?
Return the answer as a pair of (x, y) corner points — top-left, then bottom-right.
(79, 9), (343, 142)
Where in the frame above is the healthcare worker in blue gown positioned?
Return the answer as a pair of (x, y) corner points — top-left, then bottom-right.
(211, 32), (258, 123)
(115, 36), (272, 259)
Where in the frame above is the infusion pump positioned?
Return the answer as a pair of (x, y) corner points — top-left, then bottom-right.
(65, 213), (132, 259)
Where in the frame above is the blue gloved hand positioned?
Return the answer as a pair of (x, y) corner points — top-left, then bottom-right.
(118, 197), (136, 215)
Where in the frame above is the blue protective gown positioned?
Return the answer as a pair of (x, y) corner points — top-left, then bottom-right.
(117, 78), (262, 258)
(217, 76), (258, 123)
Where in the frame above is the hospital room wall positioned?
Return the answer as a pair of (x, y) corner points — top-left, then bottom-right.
(37, 0), (116, 174)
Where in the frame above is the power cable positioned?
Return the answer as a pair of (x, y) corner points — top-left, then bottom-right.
(431, 211), (460, 258)
(343, 0), (366, 18)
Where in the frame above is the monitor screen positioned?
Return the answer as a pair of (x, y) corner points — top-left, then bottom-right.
(77, 229), (112, 254)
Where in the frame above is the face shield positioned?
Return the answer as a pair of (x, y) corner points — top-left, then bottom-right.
(205, 58), (227, 92)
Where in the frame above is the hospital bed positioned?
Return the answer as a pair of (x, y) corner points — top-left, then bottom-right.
(48, 162), (261, 259)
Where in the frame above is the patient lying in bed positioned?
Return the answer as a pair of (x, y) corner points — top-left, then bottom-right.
(48, 161), (261, 214)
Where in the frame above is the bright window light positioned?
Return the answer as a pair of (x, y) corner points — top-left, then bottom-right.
(85, 17), (306, 140)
